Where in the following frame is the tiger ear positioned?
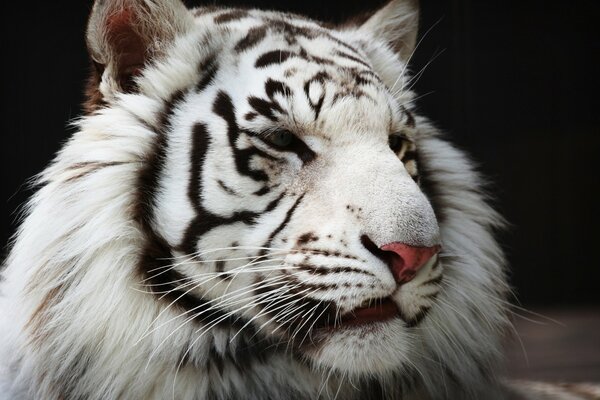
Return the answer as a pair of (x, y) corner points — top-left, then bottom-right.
(86, 0), (193, 95)
(353, 0), (419, 61)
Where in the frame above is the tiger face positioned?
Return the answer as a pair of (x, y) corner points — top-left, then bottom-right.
(0, 0), (508, 398)
(109, 5), (444, 376)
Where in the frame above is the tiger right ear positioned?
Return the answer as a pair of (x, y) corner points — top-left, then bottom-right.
(86, 0), (193, 96)
(352, 0), (420, 62)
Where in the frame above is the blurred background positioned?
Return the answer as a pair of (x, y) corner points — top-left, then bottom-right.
(1, 0), (598, 382)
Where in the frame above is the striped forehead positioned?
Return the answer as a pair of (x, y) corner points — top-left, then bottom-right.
(194, 8), (397, 137)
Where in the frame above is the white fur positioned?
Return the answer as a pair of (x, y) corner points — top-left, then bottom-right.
(0, 1), (528, 399)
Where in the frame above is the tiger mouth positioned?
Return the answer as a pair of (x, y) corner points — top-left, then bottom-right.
(336, 297), (399, 328)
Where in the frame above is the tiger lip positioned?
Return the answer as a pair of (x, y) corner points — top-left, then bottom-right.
(338, 297), (400, 327)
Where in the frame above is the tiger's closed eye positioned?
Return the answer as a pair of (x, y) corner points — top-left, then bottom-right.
(259, 129), (316, 163)
(264, 129), (294, 148)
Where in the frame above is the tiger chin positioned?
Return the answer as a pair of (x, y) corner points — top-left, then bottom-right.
(0, 0), (529, 399)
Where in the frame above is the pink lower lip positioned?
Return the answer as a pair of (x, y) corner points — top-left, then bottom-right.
(340, 297), (399, 326)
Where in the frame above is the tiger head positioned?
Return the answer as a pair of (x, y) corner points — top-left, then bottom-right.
(9, 0), (508, 396)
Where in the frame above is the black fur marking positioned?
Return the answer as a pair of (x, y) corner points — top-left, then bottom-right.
(134, 89), (186, 265)
(264, 18), (319, 44)
(192, 6), (221, 17)
(415, 147), (446, 223)
(253, 278), (336, 342)
(421, 273), (443, 287)
(187, 123), (210, 215)
(295, 263), (375, 277)
(235, 25), (268, 52)
(297, 232), (318, 245)
(400, 306), (432, 328)
(196, 57), (219, 93)
(215, 260), (226, 274)
(401, 150), (418, 163)
(253, 186), (271, 196)
(244, 112), (258, 121)
(214, 9), (249, 24)
(265, 79), (292, 98)
(246, 79), (290, 123)
(259, 194), (305, 256)
(217, 179), (239, 196)
(283, 272), (339, 291)
(65, 161), (129, 183)
(402, 106), (416, 128)
(335, 50), (371, 69)
(214, 91), (269, 182)
(178, 123), (253, 254)
(303, 73), (328, 120)
(133, 96), (255, 331)
(255, 50), (293, 68)
(142, 252), (240, 328)
(247, 96), (282, 122)
(298, 47), (334, 65)
(179, 120), (286, 255)
(204, 333), (280, 378)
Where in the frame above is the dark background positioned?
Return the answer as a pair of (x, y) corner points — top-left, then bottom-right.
(1, 1), (598, 307)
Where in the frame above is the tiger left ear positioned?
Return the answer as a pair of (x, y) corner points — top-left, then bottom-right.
(85, 0), (193, 107)
(354, 0), (420, 61)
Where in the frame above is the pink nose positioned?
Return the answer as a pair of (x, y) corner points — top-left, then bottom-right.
(380, 242), (441, 283)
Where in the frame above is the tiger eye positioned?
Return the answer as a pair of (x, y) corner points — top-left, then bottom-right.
(267, 130), (294, 148)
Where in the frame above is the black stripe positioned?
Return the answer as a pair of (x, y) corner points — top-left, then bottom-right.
(214, 9), (249, 24)
(415, 147), (446, 223)
(421, 273), (443, 287)
(133, 95), (247, 330)
(335, 50), (371, 69)
(192, 6), (221, 17)
(187, 123), (210, 214)
(255, 50), (293, 68)
(141, 249), (240, 328)
(134, 89), (186, 243)
(244, 112), (258, 121)
(303, 75), (326, 120)
(399, 306), (431, 328)
(264, 18), (318, 43)
(282, 272), (339, 291)
(298, 47), (334, 65)
(247, 96), (282, 122)
(401, 150), (417, 163)
(179, 120), (287, 255)
(295, 263), (375, 277)
(235, 25), (268, 52)
(253, 186), (271, 196)
(401, 106), (416, 128)
(65, 161), (129, 183)
(259, 194), (305, 256)
(253, 278), (336, 342)
(196, 57), (218, 93)
(217, 179), (239, 196)
(293, 247), (360, 261)
(358, 69), (383, 84)
(213, 91), (269, 181)
(265, 79), (292, 98)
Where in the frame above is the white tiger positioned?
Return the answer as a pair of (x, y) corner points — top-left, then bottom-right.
(0, 0), (596, 399)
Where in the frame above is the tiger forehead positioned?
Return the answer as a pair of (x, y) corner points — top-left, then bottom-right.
(205, 8), (373, 69)
(196, 8), (399, 136)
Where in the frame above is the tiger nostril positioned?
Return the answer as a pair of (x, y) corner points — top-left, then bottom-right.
(360, 235), (440, 284)
(380, 242), (440, 284)
(360, 235), (389, 263)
